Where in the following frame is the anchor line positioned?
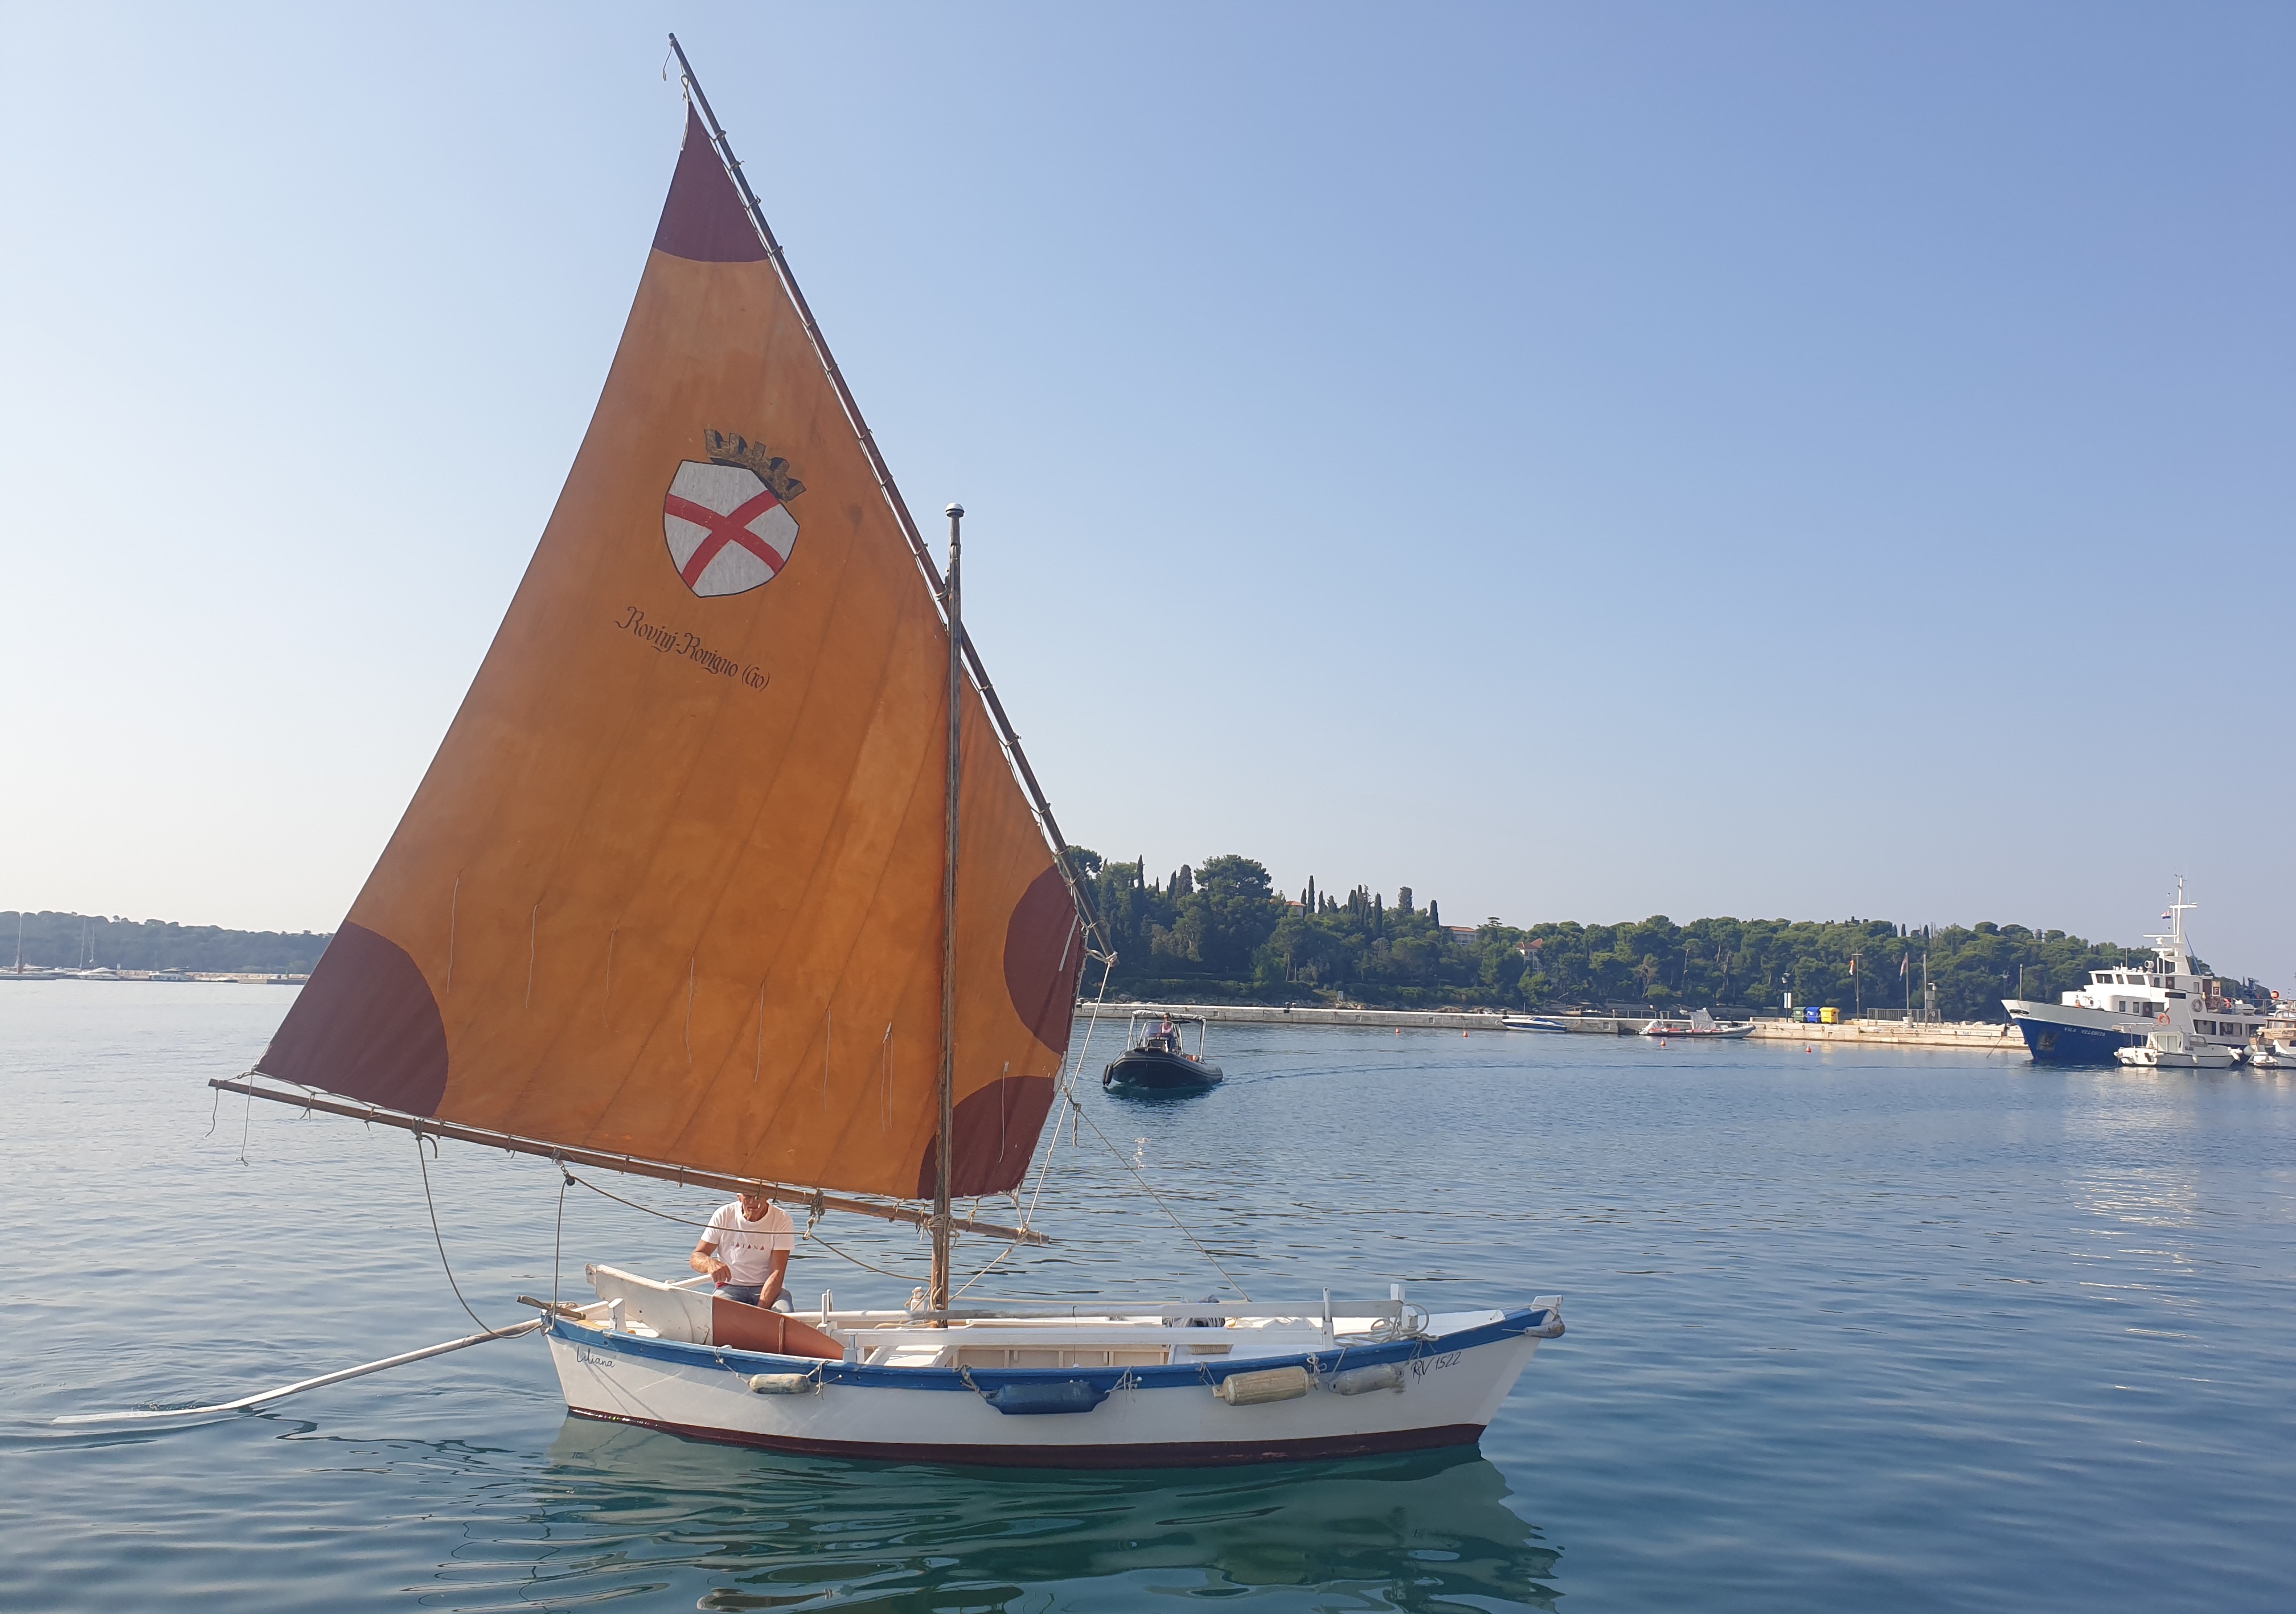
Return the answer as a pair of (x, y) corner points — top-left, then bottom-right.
(551, 1156), (572, 1314)
(415, 1130), (495, 1333)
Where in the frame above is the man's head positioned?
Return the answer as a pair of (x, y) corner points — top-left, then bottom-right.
(738, 1188), (773, 1220)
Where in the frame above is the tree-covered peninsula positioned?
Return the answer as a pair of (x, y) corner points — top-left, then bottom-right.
(15, 859), (2268, 1025)
(5, 911), (329, 975)
(1067, 852), (2261, 1023)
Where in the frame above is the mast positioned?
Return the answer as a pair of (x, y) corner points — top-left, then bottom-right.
(933, 504), (963, 1313)
(664, 33), (1110, 970)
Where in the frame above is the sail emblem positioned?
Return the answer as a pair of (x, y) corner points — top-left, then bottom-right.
(662, 432), (805, 598)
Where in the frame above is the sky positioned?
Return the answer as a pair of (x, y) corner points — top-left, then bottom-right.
(2, 3), (2290, 987)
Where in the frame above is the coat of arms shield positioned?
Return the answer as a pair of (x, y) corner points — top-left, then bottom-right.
(662, 454), (800, 599)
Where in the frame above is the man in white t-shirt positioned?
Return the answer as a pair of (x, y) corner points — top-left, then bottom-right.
(690, 1188), (797, 1309)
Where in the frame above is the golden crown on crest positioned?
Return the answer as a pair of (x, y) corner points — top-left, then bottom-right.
(704, 429), (806, 502)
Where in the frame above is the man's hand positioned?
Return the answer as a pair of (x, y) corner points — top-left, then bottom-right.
(711, 1261), (733, 1284)
(758, 1247), (793, 1309)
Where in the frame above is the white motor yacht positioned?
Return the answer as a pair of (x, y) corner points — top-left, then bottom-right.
(2005, 882), (2270, 1063)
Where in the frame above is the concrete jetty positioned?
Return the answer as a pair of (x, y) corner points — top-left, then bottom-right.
(1079, 1000), (2029, 1053)
(1076, 1001), (1505, 1032)
(1745, 1017), (2027, 1052)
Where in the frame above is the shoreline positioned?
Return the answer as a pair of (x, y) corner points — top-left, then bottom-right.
(1077, 1000), (2029, 1052)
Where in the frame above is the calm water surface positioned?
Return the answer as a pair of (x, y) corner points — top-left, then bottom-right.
(4, 984), (2293, 1611)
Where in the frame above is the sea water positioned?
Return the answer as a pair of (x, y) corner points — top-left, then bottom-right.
(3, 983), (2293, 1612)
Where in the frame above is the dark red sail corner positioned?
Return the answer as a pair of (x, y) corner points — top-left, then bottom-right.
(653, 102), (769, 264)
(1004, 865), (1085, 1055)
(257, 922), (449, 1117)
(916, 1075), (1061, 1200)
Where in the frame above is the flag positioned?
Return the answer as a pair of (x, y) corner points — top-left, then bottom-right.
(1900, 955), (1908, 978)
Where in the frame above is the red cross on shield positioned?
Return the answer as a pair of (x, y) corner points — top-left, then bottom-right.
(662, 461), (800, 598)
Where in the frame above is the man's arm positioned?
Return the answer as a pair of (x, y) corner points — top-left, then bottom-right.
(758, 1246), (792, 1309)
(690, 1234), (730, 1284)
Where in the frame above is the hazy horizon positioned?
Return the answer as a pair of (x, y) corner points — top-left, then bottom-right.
(4, 5), (2288, 988)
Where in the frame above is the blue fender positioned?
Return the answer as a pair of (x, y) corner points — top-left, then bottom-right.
(983, 1379), (1109, 1415)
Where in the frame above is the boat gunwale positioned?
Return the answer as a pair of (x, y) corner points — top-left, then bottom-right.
(548, 1304), (1555, 1391)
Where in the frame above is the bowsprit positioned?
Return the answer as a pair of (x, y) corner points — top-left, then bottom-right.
(662, 457), (800, 598)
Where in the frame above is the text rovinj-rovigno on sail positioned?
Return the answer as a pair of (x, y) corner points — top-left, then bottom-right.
(234, 102), (1094, 1232)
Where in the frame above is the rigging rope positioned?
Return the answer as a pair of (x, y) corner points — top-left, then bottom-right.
(1012, 953), (1117, 1229)
(805, 1227), (932, 1283)
(1004, 955), (1248, 1299)
(553, 1164), (1077, 1288)
(551, 1159), (572, 1314)
(415, 1131), (495, 1333)
(1063, 1094), (1253, 1300)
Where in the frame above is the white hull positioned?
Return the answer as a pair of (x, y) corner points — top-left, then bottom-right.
(2115, 1046), (2240, 1069)
(543, 1299), (1560, 1467)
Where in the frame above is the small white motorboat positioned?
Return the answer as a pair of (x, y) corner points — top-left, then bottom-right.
(2246, 1042), (2294, 1069)
(1502, 1015), (1568, 1033)
(2115, 1031), (2240, 1069)
(1639, 1008), (1754, 1040)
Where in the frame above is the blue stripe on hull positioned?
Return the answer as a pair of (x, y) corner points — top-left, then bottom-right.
(550, 1307), (1553, 1391)
(2016, 1019), (2143, 1065)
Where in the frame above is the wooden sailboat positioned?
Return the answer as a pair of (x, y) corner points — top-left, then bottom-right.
(213, 39), (1563, 1466)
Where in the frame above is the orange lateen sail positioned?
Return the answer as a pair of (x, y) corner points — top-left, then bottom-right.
(259, 104), (1085, 1202)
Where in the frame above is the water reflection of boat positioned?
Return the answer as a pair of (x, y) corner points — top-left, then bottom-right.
(543, 1417), (1561, 1607)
